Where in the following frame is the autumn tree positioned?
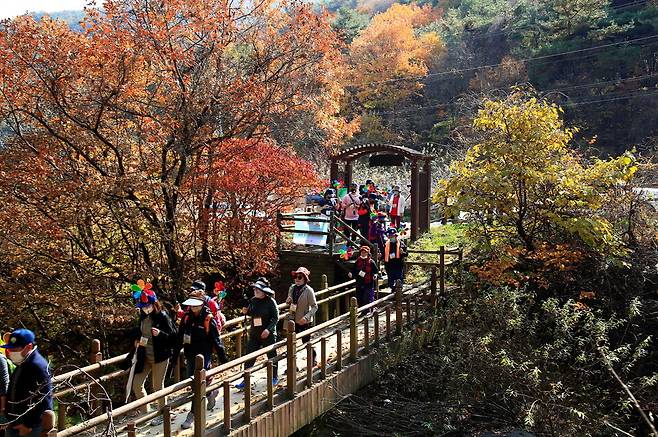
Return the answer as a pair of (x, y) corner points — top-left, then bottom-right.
(348, 3), (445, 109)
(436, 90), (638, 254)
(0, 0), (348, 355)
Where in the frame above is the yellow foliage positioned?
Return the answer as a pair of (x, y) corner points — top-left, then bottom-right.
(435, 89), (637, 255)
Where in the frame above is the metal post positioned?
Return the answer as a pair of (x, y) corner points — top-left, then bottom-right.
(286, 320), (297, 398)
(350, 297), (358, 362)
(193, 354), (206, 437)
(328, 212), (336, 257)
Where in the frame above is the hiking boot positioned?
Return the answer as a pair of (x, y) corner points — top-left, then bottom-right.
(181, 412), (194, 430)
(207, 389), (218, 410)
(149, 416), (164, 426)
(272, 376), (279, 386)
(234, 380), (246, 391)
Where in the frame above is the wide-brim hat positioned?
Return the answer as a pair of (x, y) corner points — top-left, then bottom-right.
(251, 280), (275, 296)
(182, 297), (205, 307)
(359, 245), (371, 254)
(291, 267), (311, 282)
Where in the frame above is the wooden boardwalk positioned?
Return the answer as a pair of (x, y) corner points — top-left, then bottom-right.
(52, 279), (444, 437)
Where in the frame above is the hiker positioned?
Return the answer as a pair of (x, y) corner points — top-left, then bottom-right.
(207, 281), (228, 333)
(383, 228), (408, 290)
(286, 267), (318, 365)
(186, 280), (226, 334)
(1, 329), (54, 437)
(341, 183), (361, 242)
(0, 349), (8, 424)
(348, 246), (379, 308)
(369, 212), (388, 258)
(357, 193), (377, 239)
(235, 278), (279, 390)
(388, 185), (406, 229)
(320, 188), (338, 216)
(129, 286), (177, 424)
(177, 296), (229, 429)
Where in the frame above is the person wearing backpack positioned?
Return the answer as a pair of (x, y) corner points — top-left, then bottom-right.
(177, 296), (228, 430)
(348, 246), (379, 308)
(186, 280), (225, 334)
(129, 285), (177, 425)
(0, 349), (9, 426)
(235, 278), (279, 390)
(341, 183), (361, 241)
(286, 267), (318, 365)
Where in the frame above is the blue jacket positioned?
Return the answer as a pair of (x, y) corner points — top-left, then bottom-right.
(6, 348), (53, 428)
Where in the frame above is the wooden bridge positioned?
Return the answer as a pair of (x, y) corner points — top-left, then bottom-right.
(46, 248), (462, 437)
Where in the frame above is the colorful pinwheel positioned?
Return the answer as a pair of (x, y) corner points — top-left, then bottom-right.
(130, 279), (155, 303)
(214, 281), (228, 301)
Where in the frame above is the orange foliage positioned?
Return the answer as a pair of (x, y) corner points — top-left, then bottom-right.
(0, 0), (339, 351)
(348, 4), (445, 108)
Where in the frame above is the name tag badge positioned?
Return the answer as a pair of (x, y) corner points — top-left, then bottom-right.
(139, 336), (149, 346)
(358, 271), (366, 278)
(254, 317), (263, 327)
(390, 253), (396, 259)
(183, 334), (191, 344)
(290, 304), (297, 312)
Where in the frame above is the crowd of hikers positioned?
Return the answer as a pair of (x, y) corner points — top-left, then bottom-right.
(0, 179), (408, 435)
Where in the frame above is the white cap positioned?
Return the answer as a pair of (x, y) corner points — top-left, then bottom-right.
(182, 297), (204, 306)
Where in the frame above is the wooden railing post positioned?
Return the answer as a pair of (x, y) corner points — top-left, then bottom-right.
(192, 354), (206, 437)
(439, 245), (445, 297)
(430, 266), (437, 308)
(163, 405), (171, 437)
(243, 370), (251, 422)
(328, 212), (336, 256)
(458, 246), (464, 288)
(321, 274), (329, 322)
(267, 361), (274, 410)
(320, 337), (327, 379)
(363, 316), (370, 352)
(349, 297), (358, 362)
(57, 402), (67, 431)
(236, 327), (243, 358)
(286, 320), (297, 398)
(335, 329), (342, 371)
(89, 339), (102, 415)
(223, 380), (231, 433)
(306, 343), (314, 388)
(127, 422), (136, 437)
(395, 280), (403, 335)
(385, 306), (392, 341)
(373, 309), (380, 348)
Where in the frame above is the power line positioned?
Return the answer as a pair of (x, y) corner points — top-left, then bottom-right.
(365, 34), (658, 85)
(372, 72), (658, 116)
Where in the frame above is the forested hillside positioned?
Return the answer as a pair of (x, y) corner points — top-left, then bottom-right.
(326, 0), (658, 157)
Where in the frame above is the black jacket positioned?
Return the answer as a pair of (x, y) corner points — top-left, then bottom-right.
(177, 306), (228, 363)
(6, 348), (53, 428)
(383, 240), (408, 271)
(246, 296), (279, 340)
(130, 310), (177, 373)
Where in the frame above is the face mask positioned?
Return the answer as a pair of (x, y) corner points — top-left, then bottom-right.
(360, 254), (368, 259)
(254, 289), (265, 299)
(142, 305), (154, 315)
(390, 237), (397, 242)
(294, 278), (305, 286)
(350, 188), (356, 193)
(8, 349), (25, 365)
(191, 305), (203, 314)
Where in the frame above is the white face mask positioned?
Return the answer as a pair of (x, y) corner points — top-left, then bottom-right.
(141, 305), (154, 315)
(360, 254), (368, 259)
(254, 288), (265, 299)
(191, 305), (203, 314)
(294, 278), (305, 286)
(8, 348), (27, 365)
